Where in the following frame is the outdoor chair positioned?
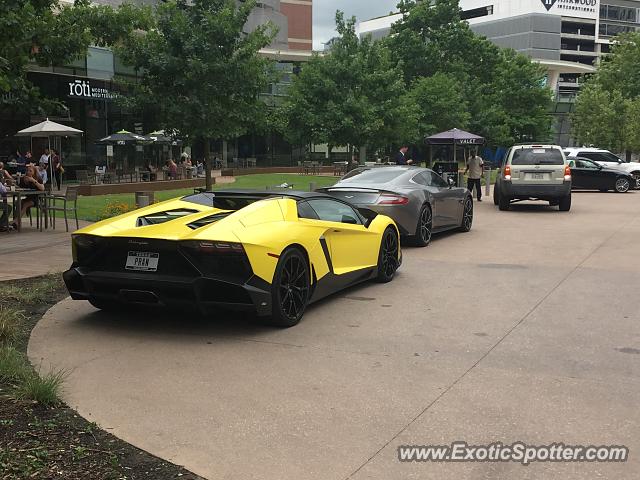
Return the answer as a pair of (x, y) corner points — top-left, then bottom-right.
(48, 186), (79, 232)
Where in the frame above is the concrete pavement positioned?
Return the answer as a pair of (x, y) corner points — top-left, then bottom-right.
(29, 191), (640, 479)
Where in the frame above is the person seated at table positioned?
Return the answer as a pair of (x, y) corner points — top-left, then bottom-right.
(10, 165), (44, 229)
(0, 162), (14, 184)
(37, 164), (48, 185)
(166, 159), (178, 179)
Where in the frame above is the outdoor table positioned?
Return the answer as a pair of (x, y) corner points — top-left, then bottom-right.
(8, 188), (49, 232)
(333, 161), (348, 176)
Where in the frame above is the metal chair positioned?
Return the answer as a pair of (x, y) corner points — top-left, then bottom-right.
(48, 186), (79, 232)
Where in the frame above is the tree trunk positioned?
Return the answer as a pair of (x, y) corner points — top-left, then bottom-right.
(203, 137), (212, 191)
(626, 150), (632, 162)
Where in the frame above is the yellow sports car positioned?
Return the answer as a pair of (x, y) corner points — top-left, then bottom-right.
(64, 190), (402, 327)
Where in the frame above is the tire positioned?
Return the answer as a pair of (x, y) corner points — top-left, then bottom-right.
(376, 227), (399, 283)
(268, 248), (310, 328)
(498, 193), (510, 211)
(614, 177), (631, 193)
(559, 194), (571, 212)
(631, 172), (640, 189)
(459, 196), (473, 232)
(411, 204), (432, 247)
(493, 184), (499, 206)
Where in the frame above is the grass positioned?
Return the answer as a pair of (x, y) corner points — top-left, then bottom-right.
(0, 308), (24, 346)
(0, 346), (30, 383)
(73, 173), (339, 221)
(17, 368), (67, 406)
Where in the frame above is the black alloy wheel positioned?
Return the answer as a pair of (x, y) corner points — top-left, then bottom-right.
(460, 197), (473, 232)
(377, 227), (399, 283)
(270, 248), (310, 327)
(413, 204), (432, 247)
(615, 177), (631, 193)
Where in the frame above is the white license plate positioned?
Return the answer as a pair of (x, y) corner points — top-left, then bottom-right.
(528, 173), (546, 180)
(125, 251), (159, 272)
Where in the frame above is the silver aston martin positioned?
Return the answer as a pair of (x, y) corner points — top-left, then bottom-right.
(319, 166), (473, 247)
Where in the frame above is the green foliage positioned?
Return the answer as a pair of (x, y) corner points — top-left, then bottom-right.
(573, 33), (640, 153)
(0, 0), (151, 111)
(280, 12), (413, 151)
(0, 308), (25, 347)
(17, 368), (67, 406)
(0, 346), (30, 383)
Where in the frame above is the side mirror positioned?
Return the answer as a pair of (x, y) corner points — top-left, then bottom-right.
(447, 177), (455, 188)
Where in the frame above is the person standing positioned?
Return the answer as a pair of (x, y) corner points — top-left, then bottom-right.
(52, 149), (63, 190)
(394, 145), (413, 165)
(39, 148), (50, 168)
(465, 151), (484, 202)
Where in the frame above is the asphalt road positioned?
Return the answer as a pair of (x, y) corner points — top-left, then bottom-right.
(29, 191), (640, 480)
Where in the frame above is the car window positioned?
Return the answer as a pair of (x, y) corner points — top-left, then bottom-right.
(412, 173), (428, 186)
(579, 152), (622, 163)
(576, 159), (599, 169)
(307, 199), (363, 225)
(297, 201), (319, 220)
(427, 171), (448, 187)
(511, 148), (564, 165)
(340, 168), (406, 184)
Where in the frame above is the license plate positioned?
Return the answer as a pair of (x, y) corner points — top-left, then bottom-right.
(528, 173), (546, 180)
(125, 251), (159, 272)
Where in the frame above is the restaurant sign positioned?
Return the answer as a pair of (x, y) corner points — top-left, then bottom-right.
(68, 79), (118, 101)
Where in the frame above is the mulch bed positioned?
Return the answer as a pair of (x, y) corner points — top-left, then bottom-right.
(0, 275), (204, 480)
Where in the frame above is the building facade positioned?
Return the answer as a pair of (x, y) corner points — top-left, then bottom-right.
(0, 0), (313, 170)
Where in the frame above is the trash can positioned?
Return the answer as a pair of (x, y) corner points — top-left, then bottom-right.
(135, 191), (155, 208)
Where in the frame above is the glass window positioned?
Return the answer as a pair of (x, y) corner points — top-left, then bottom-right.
(427, 171), (448, 187)
(511, 148), (564, 165)
(576, 159), (599, 169)
(297, 201), (319, 220)
(579, 152), (623, 163)
(86, 47), (114, 80)
(412, 173), (428, 186)
(341, 168), (406, 184)
(307, 199), (363, 225)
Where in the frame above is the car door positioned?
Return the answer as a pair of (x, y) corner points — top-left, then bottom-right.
(579, 159), (608, 189)
(423, 171), (460, 227)
(303, 199), (379, 275)
(569, 159), (587, 188)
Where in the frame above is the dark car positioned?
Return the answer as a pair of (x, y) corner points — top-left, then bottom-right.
(318, 166), (473, 247)
(567, 157), (635, 193)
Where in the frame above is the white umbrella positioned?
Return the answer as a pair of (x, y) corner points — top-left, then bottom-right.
(16, 118), (83, 186)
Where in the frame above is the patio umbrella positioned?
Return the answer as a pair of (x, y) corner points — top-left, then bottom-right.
(425, 128), (486, 165)
(16, 118), (84, 184)
(146, 130), (183, 146)
(95, 129), (151, 145)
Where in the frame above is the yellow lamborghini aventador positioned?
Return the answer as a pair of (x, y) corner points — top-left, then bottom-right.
(64, 190), (402, 327)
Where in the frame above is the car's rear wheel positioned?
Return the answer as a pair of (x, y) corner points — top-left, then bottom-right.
(615, 177), (631, 193)
(498, 193), (510, 211)
(269, 248), (310, 328)
(411, 204), (432, 247)
(376, 227), (399, 283)
(559, 194), (572, 211)
(459, 196), (473, 232)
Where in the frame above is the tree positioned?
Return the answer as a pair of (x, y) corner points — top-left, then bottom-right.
(0, 0), (150, 111)
(572, 33), (640, 157)
(280, 12), (414, 158)
(388, 0), (552, 146)
(119, 0), (275, 189)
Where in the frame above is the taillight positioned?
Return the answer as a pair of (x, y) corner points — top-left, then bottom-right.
(182, 241), (245, 254)
(564, 165), (572, 181)
(72, 234), (104, 264)
(504, 165), (512, 181)
(377, 194), (409, 205)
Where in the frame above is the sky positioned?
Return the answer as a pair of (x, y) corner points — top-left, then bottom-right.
(312, 0), (399, 50)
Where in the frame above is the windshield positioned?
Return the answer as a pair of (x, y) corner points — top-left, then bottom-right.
(340, 168), (406, 184)
(512, 148), (564, 166)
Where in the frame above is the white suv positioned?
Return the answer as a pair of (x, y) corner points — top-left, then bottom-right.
(494, 144), (572, 211)
(563, 148), (640, 188)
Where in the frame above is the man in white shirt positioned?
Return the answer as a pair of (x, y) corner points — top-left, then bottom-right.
(465, 152), (484, 202)
(39, 148), (50, 167)
(38, 164), (48, 184)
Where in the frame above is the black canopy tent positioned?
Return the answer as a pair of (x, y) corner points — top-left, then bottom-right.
(425, 128), (486, 166)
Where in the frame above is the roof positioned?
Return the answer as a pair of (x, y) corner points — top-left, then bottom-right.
(183, 189), (332, 202)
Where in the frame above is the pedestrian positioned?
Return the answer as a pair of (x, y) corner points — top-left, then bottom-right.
(394, 145), (413, 165)
(39, 148), (50, 168)
(52, 149), (63, 190)
(465, 151), (484, 202)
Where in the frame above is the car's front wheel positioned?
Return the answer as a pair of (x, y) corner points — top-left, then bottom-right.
(412, 204), (432, 247)
(459, 196), (473, 232)
(615, 177), (631, 193)
(269, 248), (310, 328)
(376, 227), (399, 283)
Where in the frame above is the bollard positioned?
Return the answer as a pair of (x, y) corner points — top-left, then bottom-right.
(485, 167), (491, 197)
(457, 172), (465, 188)
(137, 195), (149, 208)
(309, 182), (316, 192)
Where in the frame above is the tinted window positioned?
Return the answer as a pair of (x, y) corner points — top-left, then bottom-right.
(341, 168), (406, 184)
(579, 152), (623, 163)
(297, 201), (319, 220)
(427, 171), (448, 187)
(511, 148), (564, 165)
(575, 159), (599, 169)
(307, 199), (363, 225)
(412, 173), (428, 186)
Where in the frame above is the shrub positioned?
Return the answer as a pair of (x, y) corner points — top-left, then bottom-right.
(17, 368), (67, 406)
(98, 201), (132, 220)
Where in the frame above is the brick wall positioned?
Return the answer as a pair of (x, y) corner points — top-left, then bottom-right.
(280, 0), (313, 51)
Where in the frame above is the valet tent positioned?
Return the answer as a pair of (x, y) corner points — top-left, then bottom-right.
(16, 119), (84, 183)
(425, 128), (486, 165)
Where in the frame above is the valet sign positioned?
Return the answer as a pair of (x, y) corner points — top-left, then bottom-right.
(539, 0), (599, 19)
(68, 79), (118, 101)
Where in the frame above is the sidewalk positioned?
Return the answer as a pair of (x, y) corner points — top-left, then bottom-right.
(1, 221), (89, 281)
